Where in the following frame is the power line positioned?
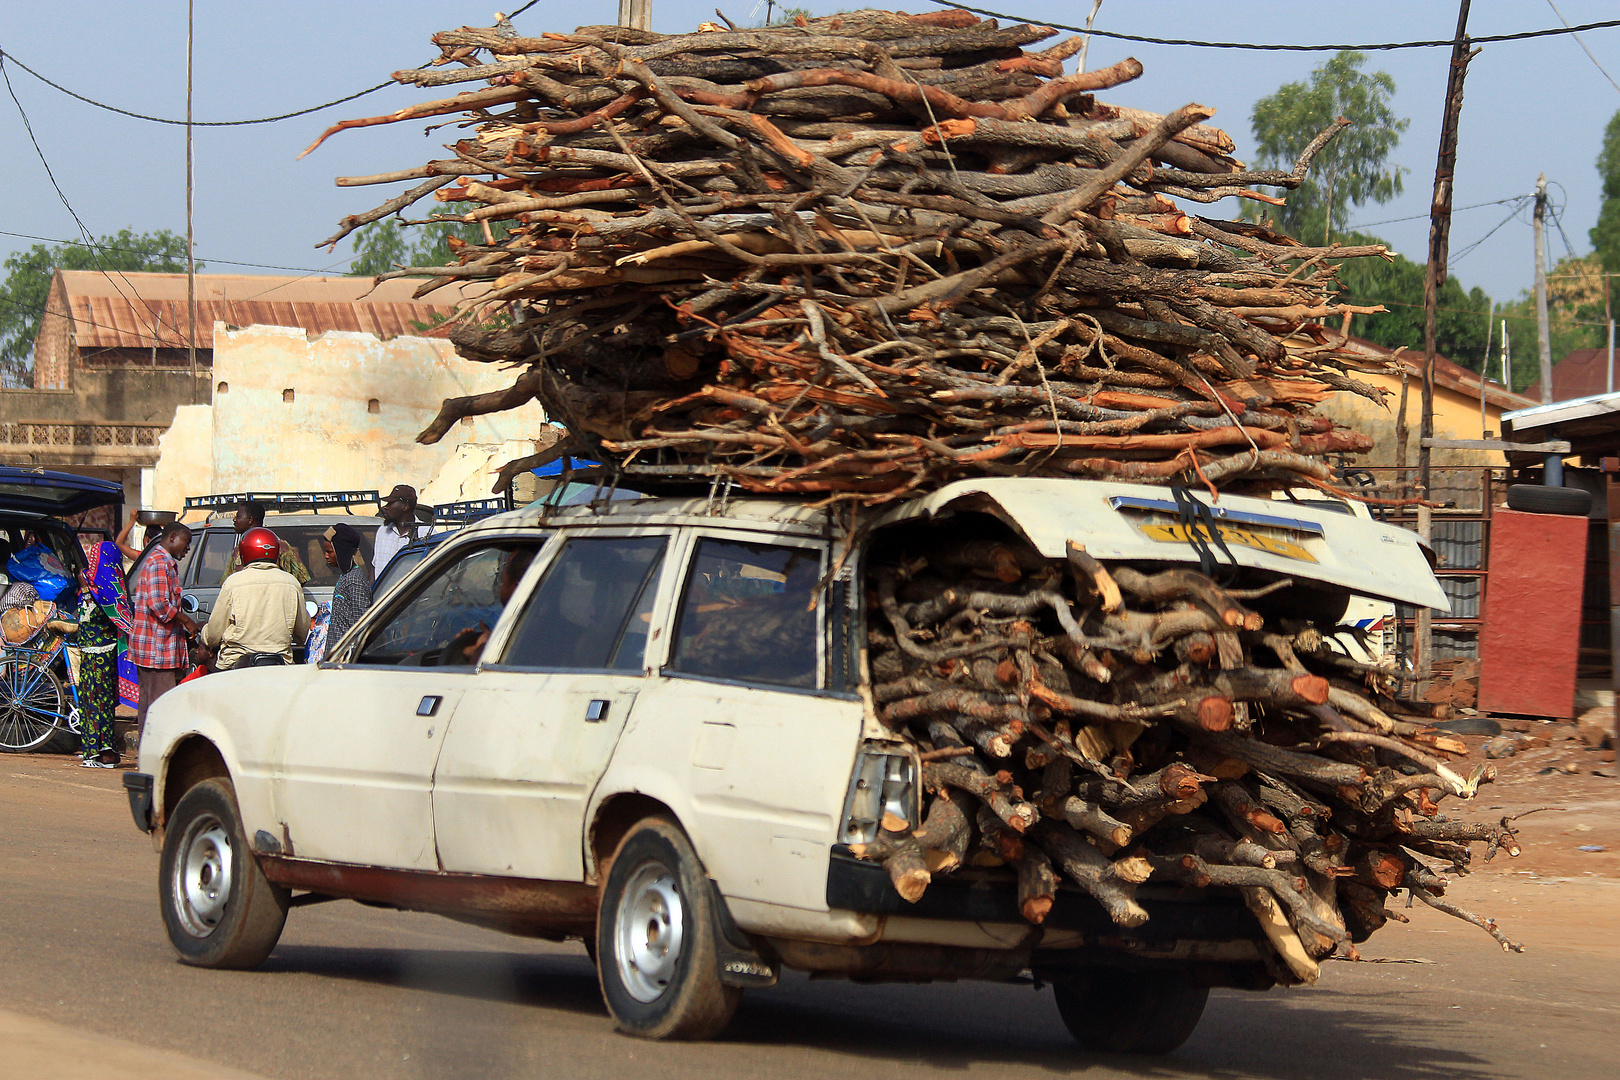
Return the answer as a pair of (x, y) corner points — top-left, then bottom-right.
(924, 1), (1620, 51)
(0, 55), (167, 349)
(1546, 0), (1620, 94)
(0, 47), (394, 127)
(1451, 202), (1532, 263)
(1345, 196), (1530, 232)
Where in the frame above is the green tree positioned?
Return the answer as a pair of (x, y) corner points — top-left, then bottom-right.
(0, 228), (191, 387)
(1331, 231), (1494, 371)
(1589, 109), (1620, 312)
(348, 202), (508, 278)
(1249, 51), (1409, 244)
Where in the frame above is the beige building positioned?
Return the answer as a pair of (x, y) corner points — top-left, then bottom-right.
(152, 323), (546, 516)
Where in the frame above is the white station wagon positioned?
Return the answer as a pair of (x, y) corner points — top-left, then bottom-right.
(126, 478), (1445, 1048)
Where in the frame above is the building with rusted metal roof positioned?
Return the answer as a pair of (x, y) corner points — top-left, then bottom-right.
(0, 270), (478, 519)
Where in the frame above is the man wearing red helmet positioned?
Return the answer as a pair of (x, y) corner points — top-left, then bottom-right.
(199, 526), (310, 670)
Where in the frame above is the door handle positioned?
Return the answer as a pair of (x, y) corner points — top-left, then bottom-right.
(584, 698), (610, 722)
(417, 695), (442, 717)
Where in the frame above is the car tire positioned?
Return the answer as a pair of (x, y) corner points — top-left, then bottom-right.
(1505, 484), (1592, 516)
(595, 817), (741, 1040)
(1052, 968), (1209, 1055)
(159, 778), (289, 969)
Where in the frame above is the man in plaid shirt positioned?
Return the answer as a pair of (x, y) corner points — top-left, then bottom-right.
(130, 523), (200, 736)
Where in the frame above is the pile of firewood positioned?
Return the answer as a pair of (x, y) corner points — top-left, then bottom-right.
(859, 534), (1522, 982)
(314, 9), (1397, 502)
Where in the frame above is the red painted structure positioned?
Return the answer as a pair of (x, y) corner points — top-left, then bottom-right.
(1477, 509), (1589, 718)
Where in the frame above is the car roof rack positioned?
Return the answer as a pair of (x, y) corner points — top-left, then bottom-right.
(430, 494), (514, 524)
(183, 490), (381, 513)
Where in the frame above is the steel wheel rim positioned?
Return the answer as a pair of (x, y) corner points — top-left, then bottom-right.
(614, 859), (685, 1003)
(171, 813), (234, 937)
(0, 660), (63, 751)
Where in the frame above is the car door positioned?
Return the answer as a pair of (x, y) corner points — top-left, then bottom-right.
(270, 536), (543, 870)
(432, 529), (672, 881)
(608, 532), (866, 911)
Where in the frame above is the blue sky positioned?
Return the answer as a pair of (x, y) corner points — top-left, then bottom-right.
(1, 1), (1617, 306)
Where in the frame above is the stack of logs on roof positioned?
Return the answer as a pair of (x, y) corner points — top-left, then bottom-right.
(862, 534), (1522, 982)
(313, 8), (1398, 503)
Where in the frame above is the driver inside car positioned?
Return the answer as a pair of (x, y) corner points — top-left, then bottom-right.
(445, 548), (534, 666)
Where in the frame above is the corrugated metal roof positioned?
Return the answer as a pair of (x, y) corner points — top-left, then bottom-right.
(56, 271), (481, 349)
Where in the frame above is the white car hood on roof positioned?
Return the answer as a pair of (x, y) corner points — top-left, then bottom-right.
(880, 479), (1450, 613)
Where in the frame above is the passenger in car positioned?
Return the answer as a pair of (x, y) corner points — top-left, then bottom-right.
(447, 547), (534, 666)
(219, 500), (311, 585)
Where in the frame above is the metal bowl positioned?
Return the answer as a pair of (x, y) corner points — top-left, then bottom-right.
(136, 509), (178, 527)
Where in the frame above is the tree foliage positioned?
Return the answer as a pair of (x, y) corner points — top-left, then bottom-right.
(0, 228), (191, 387)
(348, 202), (508, 278)
(1249, 51), (1409, 244)
(1331, 232), (1494, 373)
(1493, 254), (1605, 393)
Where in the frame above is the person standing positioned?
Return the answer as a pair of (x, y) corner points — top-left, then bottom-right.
(129, 524), (199, 739)
(371, 484), (420, 577)
(310, 523), (371, 663)
(74, 539), (136, 768)
(200, 527), (310, 670)
(220, 499), (310, 584)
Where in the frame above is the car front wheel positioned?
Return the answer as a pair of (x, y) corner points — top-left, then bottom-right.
(1052, 968), (1209, 1055)
(595, 817), (740, 1040)
(159, 778), (289, 969)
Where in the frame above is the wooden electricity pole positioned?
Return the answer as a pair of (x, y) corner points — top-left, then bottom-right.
(618, 0), (650, 30)
(185, 0), (197, 404)
(1418, 0), (1474, 499)
(1415, 0), (1475, 693)
(1534, 173), (1553, 403)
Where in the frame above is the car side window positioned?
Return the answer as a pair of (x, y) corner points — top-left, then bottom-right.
(669, 539), (822, 689)
(500, 536), (666, 671)
(355, 542), (540, 667)
(191, 529), (237, 588)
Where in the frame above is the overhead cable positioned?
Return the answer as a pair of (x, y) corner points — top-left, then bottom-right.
(0, 48), (394, 127)
(923, 1), (1620, 51)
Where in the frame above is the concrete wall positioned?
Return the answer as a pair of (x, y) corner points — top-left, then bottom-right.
(0, 369), (211, 426)
(150, 405), (214, 515)
(150, 323), (546, 509)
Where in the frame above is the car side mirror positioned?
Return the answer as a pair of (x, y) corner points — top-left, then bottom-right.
(179, 593), (200, 614)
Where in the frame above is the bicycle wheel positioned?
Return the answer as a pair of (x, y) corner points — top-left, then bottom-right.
(0, 657), (71, 753)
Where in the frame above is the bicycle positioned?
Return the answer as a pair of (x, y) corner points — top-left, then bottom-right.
(0, 614), (83, 754)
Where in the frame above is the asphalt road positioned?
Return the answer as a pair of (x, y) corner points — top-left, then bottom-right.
(3, 754), (1618, 1080)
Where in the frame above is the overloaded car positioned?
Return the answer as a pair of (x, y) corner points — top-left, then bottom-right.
(126, 478), (1447, 1049)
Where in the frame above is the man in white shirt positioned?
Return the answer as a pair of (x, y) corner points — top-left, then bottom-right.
(372, 483), (421, 576)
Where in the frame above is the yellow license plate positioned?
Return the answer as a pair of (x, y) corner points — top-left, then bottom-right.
(1137, 521), (1317, 563)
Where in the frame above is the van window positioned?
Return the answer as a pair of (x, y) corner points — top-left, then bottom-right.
(669, 539), (821, 689)
(355, 542), (540, 666)
(501, 536), (666, 670)
(190, 529), (238, 588)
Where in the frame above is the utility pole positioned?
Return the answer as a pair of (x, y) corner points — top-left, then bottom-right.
(1418, 0), (1473, 500)
(1414, 0), (1473, 696)
(618, 0), (650, 31)
(185, 0), (197, 404)
(1481, 301), (1493, 438)
(1534, 173), (1553, 403)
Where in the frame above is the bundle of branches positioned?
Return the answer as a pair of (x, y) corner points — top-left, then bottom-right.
(861, 534), (1522, 983)
(316, 9), (1397, 503)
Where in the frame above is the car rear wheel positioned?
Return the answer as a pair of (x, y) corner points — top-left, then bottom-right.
(159, 778), (289, 969)
(1052, 968), (1209, 1055)
(596, 817), (740, 1040)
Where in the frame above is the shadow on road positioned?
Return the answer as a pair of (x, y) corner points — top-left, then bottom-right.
(256, 943), (1498, 1080)
(262, 944), (607, 1020)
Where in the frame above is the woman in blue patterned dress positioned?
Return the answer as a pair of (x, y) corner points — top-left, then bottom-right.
(76, 540), (135, 767)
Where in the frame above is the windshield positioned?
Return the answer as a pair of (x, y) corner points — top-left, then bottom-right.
(373, 541), (435, 598)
